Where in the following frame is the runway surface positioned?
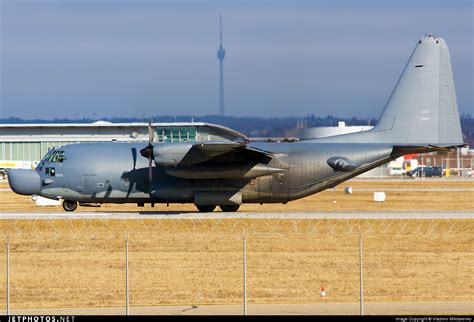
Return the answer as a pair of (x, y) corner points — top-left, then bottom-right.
(3, 301), (473, 315)
(0, 211), (473, 219)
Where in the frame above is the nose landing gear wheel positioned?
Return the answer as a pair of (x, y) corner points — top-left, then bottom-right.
(63, 200), (78, 212)
(196, 205), (216, 212)
(219, 205), (240, 212)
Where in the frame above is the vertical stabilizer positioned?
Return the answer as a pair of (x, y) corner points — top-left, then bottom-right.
(312, 35), (464, 145)
(373, 35), (462, 144)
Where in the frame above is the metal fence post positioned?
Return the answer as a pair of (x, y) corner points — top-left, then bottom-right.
(125, 231), (129, 316)
(457, 147), (461, 176)
(6, 234), (10, 316)
(243, 229), (247, 316)
(359, 225), (364, 316)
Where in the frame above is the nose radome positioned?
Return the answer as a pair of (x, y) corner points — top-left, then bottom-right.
(8, 169), (41, 196)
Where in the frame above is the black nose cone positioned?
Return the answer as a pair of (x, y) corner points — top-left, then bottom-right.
(8, 169), (41, 195)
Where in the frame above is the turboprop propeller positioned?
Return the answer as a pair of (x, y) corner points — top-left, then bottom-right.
(139, 121), (155, 195)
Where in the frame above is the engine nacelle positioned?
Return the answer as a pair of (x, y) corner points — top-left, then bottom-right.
(153, 143), (194, 166)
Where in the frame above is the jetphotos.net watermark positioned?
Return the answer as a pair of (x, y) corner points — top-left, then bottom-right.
(5, 316), (75, 322)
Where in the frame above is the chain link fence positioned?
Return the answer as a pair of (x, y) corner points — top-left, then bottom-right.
(0, 217), (472, 314)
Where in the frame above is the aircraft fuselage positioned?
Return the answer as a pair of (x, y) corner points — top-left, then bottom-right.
(9, 141), (397, 207)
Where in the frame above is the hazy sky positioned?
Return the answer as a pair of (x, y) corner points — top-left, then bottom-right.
(0, 0), (472, 119)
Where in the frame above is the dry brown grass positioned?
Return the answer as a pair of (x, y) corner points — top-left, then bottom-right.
(0, 219), (472, 309)
(1, 179), (473, 212)
(0, 179), (472, 310)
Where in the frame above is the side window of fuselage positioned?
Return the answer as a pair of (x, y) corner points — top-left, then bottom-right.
(44, 167), (55, 176)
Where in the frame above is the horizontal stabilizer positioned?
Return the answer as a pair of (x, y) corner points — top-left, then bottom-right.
(392, 143), (467, 156)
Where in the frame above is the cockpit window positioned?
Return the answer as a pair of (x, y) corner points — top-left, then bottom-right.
(42, 150), (54, 162)
(42, 150), (66, 163)
(58, 151), (66, 162)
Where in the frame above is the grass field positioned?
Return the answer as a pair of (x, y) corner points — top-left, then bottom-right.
(0, 218), (472, 309)
(0, 179), (472, 310)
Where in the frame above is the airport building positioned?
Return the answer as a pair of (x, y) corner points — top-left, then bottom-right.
(0, 121), (245, 168)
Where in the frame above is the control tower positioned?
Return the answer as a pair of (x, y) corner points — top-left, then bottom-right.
(217, 15), (226, 116)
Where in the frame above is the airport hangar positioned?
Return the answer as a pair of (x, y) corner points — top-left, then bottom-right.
(0, 121), (246, 171)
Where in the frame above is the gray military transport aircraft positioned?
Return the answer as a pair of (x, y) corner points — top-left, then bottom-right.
(8, 35), (465, 212)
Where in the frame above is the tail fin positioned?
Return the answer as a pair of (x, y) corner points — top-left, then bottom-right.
(373, 35), (463, 144)
(313, 35), (464, 145)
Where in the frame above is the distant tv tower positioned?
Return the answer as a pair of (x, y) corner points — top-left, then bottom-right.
(217, 14), (226, 116)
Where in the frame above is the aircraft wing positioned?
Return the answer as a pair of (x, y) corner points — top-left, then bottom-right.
(153, 140), (274, 166)
(193, 140), (246, 154)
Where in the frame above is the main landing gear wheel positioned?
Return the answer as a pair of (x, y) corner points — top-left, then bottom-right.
(219, 205), (240, 212)
(62, 200), (78, 212)
(196, 205), (216, 212)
